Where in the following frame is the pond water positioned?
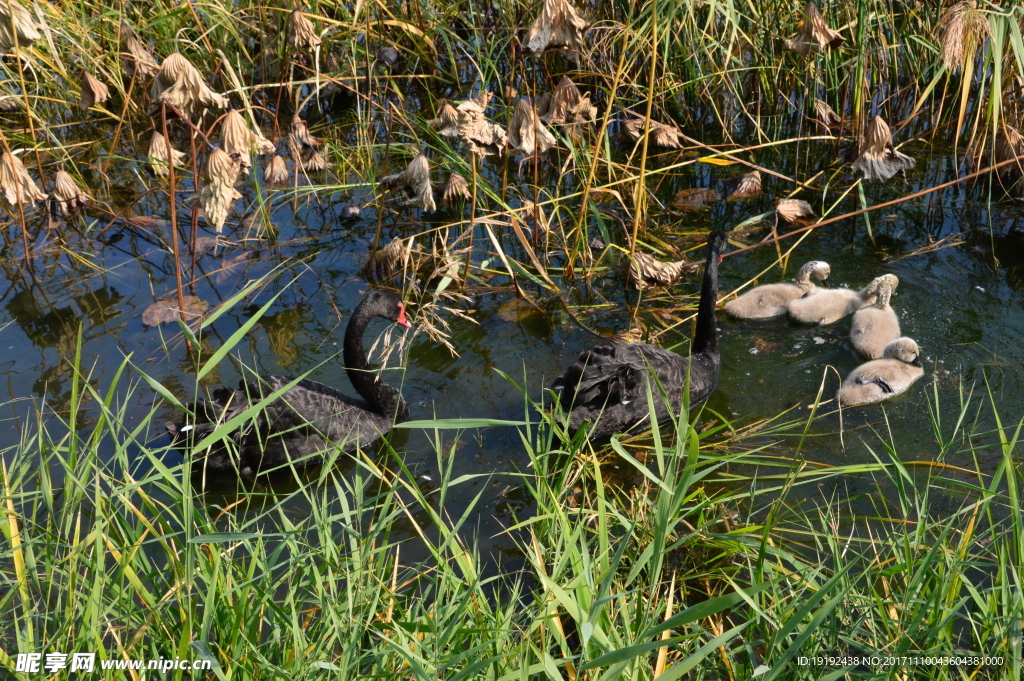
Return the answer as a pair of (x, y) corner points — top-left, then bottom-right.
(3, 133), (1023, 560)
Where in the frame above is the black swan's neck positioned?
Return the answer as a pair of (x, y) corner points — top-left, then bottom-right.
(344, 301), (409, 421)
(691, 234), (723, 357)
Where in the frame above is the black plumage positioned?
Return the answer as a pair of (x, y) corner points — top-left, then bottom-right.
(553, 231), (727, 438)
(166, 289), (411, 477)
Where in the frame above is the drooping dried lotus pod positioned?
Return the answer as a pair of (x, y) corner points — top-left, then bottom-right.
(628, 252), (688, 290)
(508, 99), (556, 156)
(79, 71), (110, 111)
(119, 24), (159, 79)
(814, 99), (842, 129)
(150, 53), (229, 119)
(0, 152), (44, 208)
(456, 94), (507, 157)
(365, 237), (411, 281)
(776, 198), (816, 223)
(0, 0), (41, 55)
(148, 131), (186, 177)
(299, 151), (328, 172)
(937, 1), (990, 73)
(428, 103), (460, 138)
(525, 0), (588, 54)
(727, 170), (761, 201)
(289, 115), (321, 150)
(221, 109), (275, 172)
(264, 155), (289, 186)
(538, 76), (597, 125)
(379, 154), (436, 212)
(851, 115), (916, 182)
(621, 116), (683, 149)
(199, 149), (242, 233)
(441, 172), (470, 203)
(784, 2), (844, 55)
(288, 9), (321, 54)
(49, 170), (90, 216)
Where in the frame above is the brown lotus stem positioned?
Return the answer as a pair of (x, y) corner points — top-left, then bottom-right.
(160, 102), (189, 351)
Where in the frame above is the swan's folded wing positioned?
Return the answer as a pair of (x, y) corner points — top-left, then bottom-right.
(555, 342), (686, 412)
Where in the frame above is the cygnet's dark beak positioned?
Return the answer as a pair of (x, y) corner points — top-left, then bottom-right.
(820, 275), (830, 286)
(911, 357), (923, 368)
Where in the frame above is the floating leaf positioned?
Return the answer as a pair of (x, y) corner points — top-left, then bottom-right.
(628, 252), (689, 290)
(727, 170), (761, 201)
(379, 154), (435, 211)
(79, 71), (110, 111)
(148, 131), (186, 177)
(441, 172), (470, 203)
(525, 0), (588, 54)
(221, 109), (274, 172)
(0, 0), (41, 54)
(671, 187), (721, 211)
(509, 99), (556, 155)
(142, 295), (209, 326)
(0, 152), (46, 207)
(376, 46), (399, 66)
(784, 2), (844, 55)
(199, 149), (242, 233)
(496, 297), (543, 322)
(264, 155), (289, 186)
(150, 53), (228, 119)
(776, 198), (816, 223)
(851, 115), (916, 182)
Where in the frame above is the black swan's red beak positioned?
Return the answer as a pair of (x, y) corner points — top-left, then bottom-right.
(396, 302), (412, 328)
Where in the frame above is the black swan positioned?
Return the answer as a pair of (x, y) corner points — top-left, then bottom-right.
(553, 230), (727, 439)
(166, 289), (412, 476)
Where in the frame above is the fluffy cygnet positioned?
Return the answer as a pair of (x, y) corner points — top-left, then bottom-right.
(724, 260), (830, 319)
(836, 336), (924, 407)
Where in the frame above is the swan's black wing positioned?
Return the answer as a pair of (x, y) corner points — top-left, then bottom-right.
(554, 341), (687, 412)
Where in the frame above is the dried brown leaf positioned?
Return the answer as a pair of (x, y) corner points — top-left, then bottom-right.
(814, 99), (842, 128)
(379, 154), (435, 211)
(509, 98), (556, 155)
(622, 116), (682, 149)
(264, 154), (289, 186)
(539, 76), (596, 124)
(727, 170), (761, 201)
(299, 150), (329, 172)
(199, 148), (242, 233)
(671, 187), (721, 211)
(79, 72), (109, 111)
(289, 115), (320, 150)
(628, 252), (688, 290)
(288, 9), (322, 54)
(0, 96), (20, 112)
(784, 2), (844, 55)
(520, 199), (549, 234)
(150, 53), (228, 119)
(221, 108), (275, 171)
(995, 126), (1024, 181)
(142, 295), (209, 326)
(525, 0), (588, 54)
(120, 24), (159, 79)
(776, 198), (816, 223)
(148, 131), (186, 177)
(365, 237), (411, 281)
(851, 115), (916, 182)
(0, 0), (40, 54)
(441, 172), (470, 203)
(50, 170), (90, 216)
(456, 95), (507, 157)
(428, 103), (460, 138)
(0, 151), (45, 207)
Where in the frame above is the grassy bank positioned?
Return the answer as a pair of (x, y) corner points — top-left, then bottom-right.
(1, 355), (1022, 679)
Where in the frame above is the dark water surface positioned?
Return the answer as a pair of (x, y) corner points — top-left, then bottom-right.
(3, 141), (1024, 559)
